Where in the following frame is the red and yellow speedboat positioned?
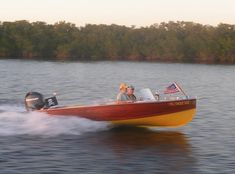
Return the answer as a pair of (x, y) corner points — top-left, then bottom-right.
(25, 92), (196, 127)
(45, 99), (196, 127)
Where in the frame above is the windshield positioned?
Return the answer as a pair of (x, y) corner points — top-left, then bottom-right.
(138, 88), (156, 101)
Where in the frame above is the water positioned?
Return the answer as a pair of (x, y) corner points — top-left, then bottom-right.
(0, 59), (234, 173)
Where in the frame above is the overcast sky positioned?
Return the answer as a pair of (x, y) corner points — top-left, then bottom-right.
(0, 0), (234, 27)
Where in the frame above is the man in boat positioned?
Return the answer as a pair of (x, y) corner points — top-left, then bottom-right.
(116, 83), (130, 102)
(127, 85), (137, 102)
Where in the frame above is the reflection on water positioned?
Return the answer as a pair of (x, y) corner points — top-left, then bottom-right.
(99, 127), (191, 154)
(80, 127), (197, 173)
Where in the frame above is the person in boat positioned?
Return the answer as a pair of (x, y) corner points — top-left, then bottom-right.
(116, 83), (130, 102)
(127, 85), (137, 102)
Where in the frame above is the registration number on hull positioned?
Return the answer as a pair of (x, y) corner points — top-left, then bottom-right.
(168, 101), (191, 106)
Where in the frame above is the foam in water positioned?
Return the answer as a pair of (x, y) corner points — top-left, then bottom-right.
(0, 104), (25, 112)
(0, 105), (109, 137)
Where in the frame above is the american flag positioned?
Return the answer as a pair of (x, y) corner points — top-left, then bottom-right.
(164, 83), (181, 94)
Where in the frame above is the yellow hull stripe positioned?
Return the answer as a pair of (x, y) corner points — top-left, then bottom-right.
(111, 109), (196, 127)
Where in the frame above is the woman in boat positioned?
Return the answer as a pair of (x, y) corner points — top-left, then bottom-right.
(116, 83), (130, 102)
(127, 85), (137, 102)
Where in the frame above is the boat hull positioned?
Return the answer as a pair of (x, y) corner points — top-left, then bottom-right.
(41, 99), (196, 127)
(111, 108), (196, 127)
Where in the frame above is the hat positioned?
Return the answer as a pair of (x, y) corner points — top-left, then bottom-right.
(127, 85), (135, 90)
(119, 83), (127, 90)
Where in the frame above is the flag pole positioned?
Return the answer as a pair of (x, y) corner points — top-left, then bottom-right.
(174, 82), (188, 99)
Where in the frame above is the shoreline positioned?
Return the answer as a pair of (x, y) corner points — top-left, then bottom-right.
(1, 57), (234, 65)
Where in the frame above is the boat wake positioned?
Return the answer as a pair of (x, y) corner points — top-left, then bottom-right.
(0, 104), (109, 137)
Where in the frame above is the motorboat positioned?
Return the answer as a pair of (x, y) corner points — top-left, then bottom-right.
(24, 87), (196, 128)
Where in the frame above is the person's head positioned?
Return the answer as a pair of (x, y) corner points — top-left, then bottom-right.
(119, 83), (127, 93)
(127, 85), (135, 95)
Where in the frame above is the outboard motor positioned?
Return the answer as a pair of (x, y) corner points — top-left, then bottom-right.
(25, 92), (45, 111)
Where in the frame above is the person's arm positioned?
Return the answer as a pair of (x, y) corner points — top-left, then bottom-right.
(133, 94), (137, 101)
(116, 93), (132, 103)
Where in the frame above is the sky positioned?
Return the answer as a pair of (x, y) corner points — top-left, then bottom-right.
(0, 0), (235, 27)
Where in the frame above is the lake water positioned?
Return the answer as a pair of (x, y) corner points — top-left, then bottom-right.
(0, 59), (234, 173)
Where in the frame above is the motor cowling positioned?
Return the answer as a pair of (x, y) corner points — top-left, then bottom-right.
(25, 92), (45, 111)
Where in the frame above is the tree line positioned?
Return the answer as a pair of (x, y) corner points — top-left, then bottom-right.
(0, 20), (235, 63)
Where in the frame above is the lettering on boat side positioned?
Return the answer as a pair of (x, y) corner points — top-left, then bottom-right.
(168, 101), (190, 106)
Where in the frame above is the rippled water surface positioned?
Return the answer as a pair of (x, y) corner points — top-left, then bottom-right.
(0, 60), (234, 173)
